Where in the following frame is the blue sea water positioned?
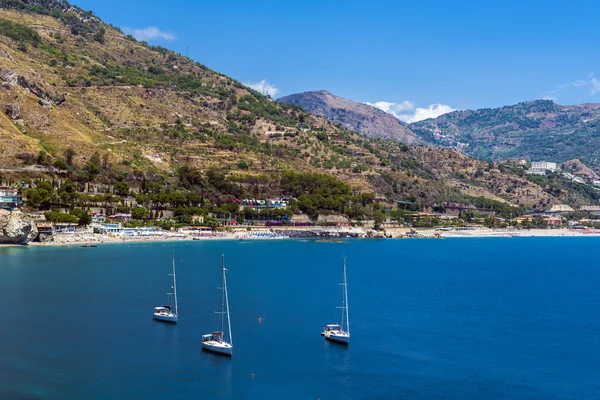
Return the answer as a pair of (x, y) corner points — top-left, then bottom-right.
(1, 237), (600, 400)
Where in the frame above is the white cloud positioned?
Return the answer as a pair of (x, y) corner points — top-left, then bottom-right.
(366, 100), (454, 123)
(244, 79), (279, 98)
(550, 73), (600, 100)
(122, 26), (177, 42)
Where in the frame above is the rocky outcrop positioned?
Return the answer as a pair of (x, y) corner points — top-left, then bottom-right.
(0, 68), (66, 106)
(0, 68), (18, 86)
(562, 159), (599, 180)
(317, 214), (349, 223)
(5, 103), (20, 119)
(0, 209), (38, 244)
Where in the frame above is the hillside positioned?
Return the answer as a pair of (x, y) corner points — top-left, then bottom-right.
(0, 0), (595, 220)
(278, 90), (422, 144)
(410, 100), (600, 171)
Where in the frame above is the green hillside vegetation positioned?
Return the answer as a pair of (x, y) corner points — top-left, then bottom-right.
(0, 2), (596, 227)
(411, 100), (600, 172)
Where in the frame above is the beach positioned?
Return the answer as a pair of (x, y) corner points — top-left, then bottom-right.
(13, 225), (600, 248)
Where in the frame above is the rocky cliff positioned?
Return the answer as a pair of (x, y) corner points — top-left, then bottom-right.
(0, 209), (38, 244)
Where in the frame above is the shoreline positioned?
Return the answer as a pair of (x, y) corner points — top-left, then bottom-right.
(3, 227), (600, 248)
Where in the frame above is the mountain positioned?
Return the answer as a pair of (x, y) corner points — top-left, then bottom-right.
(278, 90), (422, 144)
(410, 100), (600, 171)
(0, 1), (596, 216)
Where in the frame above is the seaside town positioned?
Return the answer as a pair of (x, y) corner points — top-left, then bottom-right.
(3, 159), (600, 246)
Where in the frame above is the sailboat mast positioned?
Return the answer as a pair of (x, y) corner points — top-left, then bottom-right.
(172, 251), (178, 316)
(223, 255), (233, 346)
(343, 256), (349, 334)
(220, 254), (225, 335)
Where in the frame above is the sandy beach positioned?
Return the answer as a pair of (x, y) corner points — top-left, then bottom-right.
(417, 228), (600, 238)
(5, 226), (600, 248)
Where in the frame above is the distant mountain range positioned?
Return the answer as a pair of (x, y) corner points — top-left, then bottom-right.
(411, 100), (600, 171)
(278, 90), (422, 144)
(280, 92), (600, 172)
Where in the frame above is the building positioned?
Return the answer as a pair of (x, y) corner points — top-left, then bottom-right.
(240, 198), (289, 210)
(531, 162), (557, 171)
(546, 204), (575, 214)
(544, 216), (563, 226)
(0, 187), (22, 210)
(527, 161), (557, 175)
(579, 206), (600, 216)
(97, 223), (123, 234)
(191, 215), (204, 224)
(108, 213), (132, 222)
(89, 212), (106, 224)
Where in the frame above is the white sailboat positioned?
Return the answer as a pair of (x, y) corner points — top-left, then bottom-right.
(153, 251), (178, 323)
(322, 256), (350, 344)
(201, 254), (233, 356)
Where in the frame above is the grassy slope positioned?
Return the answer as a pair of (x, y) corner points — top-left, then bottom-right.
(0, 4), (590, 208)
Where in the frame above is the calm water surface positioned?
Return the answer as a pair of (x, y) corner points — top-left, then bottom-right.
(1, 238), (599, 399)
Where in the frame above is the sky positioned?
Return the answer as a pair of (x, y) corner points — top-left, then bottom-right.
(73, 0), (600, 122)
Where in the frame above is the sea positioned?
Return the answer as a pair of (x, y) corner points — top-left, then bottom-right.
(0, 237), (599, 400)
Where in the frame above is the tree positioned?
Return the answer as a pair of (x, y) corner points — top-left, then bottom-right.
(64, 148), (76, 167)
(84, 153), (101, 180)
(373, 210), (386, 230)
(90, 152), (101, 167)
(93, 26), (105, 44)
(53, 159), (67, 170)
(78, 212), (92, 226)
(132, 207), (149, 220)
(114, 181), (129, 196)
(102, 152), (110, 169)
(37, 150), (50, 166)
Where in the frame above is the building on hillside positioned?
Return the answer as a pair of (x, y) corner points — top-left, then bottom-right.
(297, 123), (309, 132)
(527, 161), (557, 175)
(513, 215), (533, 224)
(0, 187), (22, 210)
(546, 204), (575, 215)
(89, 212), (106, 224)
(240, 198), (289, 210)
(191, 215), (204, 224)
(579, 205), (600, 214)
(531, 162), (557, 171)
(108, 213), (132, 222)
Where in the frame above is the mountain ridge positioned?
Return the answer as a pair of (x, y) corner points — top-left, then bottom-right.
(410, 99), (600, 171)
(278, 90), (423, 144)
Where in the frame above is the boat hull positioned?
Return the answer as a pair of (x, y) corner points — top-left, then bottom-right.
(324, 332), (350, 344)
(202, 341), (233, 356)
(153, 313), (177, 323)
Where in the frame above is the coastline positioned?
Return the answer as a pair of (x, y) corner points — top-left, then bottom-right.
(4, 226), (599, 249)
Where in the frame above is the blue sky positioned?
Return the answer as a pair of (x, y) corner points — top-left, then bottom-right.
(74, 0), (600, 122)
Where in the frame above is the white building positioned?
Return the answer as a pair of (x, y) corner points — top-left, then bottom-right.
(527, 161), (557, 175)
(546, 204), (575, 214)
(531, 162), (557, 171)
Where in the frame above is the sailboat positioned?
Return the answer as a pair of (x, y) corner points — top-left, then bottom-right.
(153, 251), (178, 323)
(321, 256), (350, 344)
(201, 254), (233, 356)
